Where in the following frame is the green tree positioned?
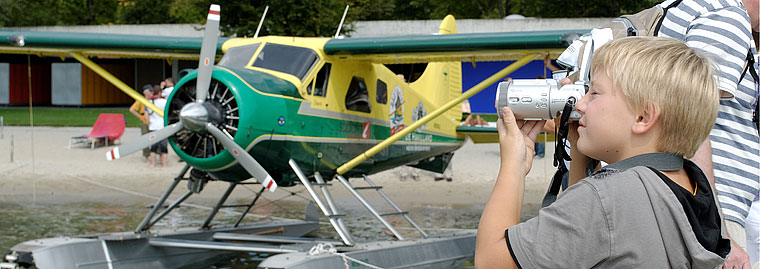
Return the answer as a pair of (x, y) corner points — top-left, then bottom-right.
(0, 0), (662, 36)
(0, 0), (118, 26)
(519, 0), (660, 18)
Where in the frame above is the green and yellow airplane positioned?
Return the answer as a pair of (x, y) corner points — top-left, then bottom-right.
(0, 5), (582, 193)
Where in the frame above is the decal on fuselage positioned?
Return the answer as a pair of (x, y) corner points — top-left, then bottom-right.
(389, 86), (404, 135)
(412, 102), (427, 130)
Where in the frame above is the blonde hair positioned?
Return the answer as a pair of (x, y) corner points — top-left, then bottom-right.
(591, 36), (719, 158)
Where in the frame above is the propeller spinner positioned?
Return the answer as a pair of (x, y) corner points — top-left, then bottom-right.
(106, 4), (278, 192)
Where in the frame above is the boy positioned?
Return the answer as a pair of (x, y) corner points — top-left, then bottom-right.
(475, 36), (731, 267)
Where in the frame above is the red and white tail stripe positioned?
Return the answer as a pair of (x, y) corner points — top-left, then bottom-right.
(105, 147), (120, 161)
(262, 175), (277, 192)
(208, 4), (220, 21)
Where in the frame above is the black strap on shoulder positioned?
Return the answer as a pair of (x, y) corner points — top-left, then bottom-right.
(740, 52), (759, 131)
(653, 0), (683, 36)
(740, 51), (759, 82)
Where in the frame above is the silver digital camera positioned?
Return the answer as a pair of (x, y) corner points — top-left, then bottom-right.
(495, 79), (587, 120)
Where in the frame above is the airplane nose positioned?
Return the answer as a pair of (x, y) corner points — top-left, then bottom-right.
(167, 78), (240, 159)
(180, 101), (225, 132)
(180, 102), (209, 132)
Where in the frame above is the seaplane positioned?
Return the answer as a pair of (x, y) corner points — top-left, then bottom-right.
(0, 4), (584, 268)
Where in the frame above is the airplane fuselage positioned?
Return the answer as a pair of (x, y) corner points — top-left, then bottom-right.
(165, 36), (465, 186)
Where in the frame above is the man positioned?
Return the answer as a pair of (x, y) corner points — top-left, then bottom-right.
(146, 85), (168, 168)
(161, 77), (175, 98)
(128, 84), (153, 160)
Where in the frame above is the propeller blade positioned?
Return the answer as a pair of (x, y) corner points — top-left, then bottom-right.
(106, 122), (183, 161)
(196, 4), (221, 102)
(205, 124), (278, 192)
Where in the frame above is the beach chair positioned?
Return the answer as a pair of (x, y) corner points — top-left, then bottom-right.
(69, 113), (126, 150)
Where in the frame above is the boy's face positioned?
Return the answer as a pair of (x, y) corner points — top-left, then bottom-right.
(575, 70), (638, 163)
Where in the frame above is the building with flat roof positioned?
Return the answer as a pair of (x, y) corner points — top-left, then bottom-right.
(0, 17), (609, 110)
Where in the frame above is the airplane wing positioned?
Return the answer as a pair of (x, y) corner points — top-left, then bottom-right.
(0, 30), (229, 60)
(323, 30), (587, 64)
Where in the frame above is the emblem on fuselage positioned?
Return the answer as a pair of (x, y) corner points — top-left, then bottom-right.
(412, 102), (427, 130)
(389, 86), (405, 135)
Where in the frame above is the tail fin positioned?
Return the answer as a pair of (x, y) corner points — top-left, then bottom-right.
(410, 15), (463, 123)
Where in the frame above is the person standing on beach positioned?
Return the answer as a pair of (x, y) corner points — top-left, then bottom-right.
(128, 84), (153, 160)
(161, 77), (175, 98)
(146, 85), (168, 168)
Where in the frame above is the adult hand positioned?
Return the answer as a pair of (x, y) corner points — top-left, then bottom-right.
(497, 106), (545, 177)
(723, 240), (751, 269)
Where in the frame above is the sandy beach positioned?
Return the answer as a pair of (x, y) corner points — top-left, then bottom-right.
(0, 126), (557, 240)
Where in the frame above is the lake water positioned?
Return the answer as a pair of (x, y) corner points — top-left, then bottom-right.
(0, 199), (509, 268)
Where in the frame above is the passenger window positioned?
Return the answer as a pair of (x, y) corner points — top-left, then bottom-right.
(306, 79), (313, 95)
(376, 80), (387, 104)
(313, 63), (331, 97)
(345, 76), (370, 113)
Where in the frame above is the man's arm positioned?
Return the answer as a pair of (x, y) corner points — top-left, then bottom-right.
(475, 107), (544, 268)
(544, 54), (560, 72)
(128, 107), (141, 120)
(683, 7), (754, 267)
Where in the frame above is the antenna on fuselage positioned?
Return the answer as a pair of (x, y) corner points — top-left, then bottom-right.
(335, 5), (349, 38)
(253, 6), (269, 39)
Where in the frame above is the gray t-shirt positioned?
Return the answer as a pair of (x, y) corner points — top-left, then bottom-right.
(507, 166), (727, 268)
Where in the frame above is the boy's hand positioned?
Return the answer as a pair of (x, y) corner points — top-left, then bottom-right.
(497, 107), (545, 177)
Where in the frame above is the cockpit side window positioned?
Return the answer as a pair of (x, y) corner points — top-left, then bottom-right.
(313, 63), (331, 97)
(376, 80), (387, 104)
(218, 43), (260, 68)
(252, 43), (319, 80)
(345, 76), (370, 113)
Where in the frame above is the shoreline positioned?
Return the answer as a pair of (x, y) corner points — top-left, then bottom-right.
(0, 126), (557, 234)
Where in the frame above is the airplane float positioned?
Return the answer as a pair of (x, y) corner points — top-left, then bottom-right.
(0, 4), (584, 268)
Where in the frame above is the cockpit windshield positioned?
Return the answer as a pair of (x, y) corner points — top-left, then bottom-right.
(252, 43), (319, 80)
(218, 43), (260, 68)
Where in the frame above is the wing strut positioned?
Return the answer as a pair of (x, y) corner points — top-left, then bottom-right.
(69, 52), (162, 116)
(336, 53), (540, 175)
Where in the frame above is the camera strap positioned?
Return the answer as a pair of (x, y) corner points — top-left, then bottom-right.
(542, 101), (575, 207)
(553, 101), (574, 169)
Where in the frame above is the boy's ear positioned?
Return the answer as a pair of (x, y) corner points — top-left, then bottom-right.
(632, 103), (660, 135)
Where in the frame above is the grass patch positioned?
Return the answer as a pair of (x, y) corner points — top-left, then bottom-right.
(0, 107), (141, 127)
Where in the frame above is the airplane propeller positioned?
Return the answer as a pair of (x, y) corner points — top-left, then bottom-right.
(106, 4), (278, 192)
(195, 4), (219, 103)
(106, 122), (183, 160)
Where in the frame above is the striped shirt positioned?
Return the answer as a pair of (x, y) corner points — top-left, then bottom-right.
(658, 0), (759, 227)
